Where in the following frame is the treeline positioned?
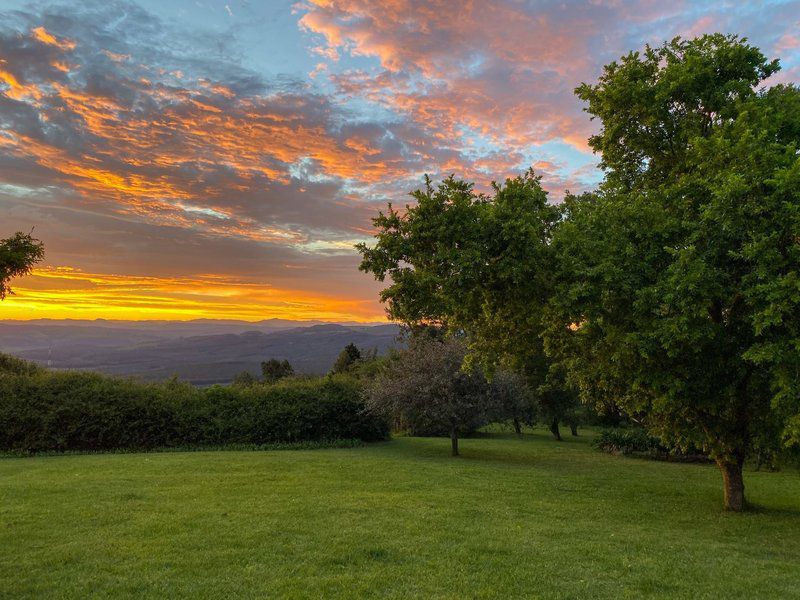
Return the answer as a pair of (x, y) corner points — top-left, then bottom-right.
(357, 34), (800, 511)
(0, 354), (387, 453)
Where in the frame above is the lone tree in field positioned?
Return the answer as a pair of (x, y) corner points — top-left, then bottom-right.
(357, 173), (579, 439)
(331, 343), (362, 374)
(544, 34), (800, 511)
(0, 232), (44, 300)
(261, 359), (294, 383)
(365, 336), (491, 456)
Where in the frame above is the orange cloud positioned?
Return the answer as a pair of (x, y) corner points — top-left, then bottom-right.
(31, 26), (76, 50)
(0, 63), (42, 100)
(1, 58), (410, 224)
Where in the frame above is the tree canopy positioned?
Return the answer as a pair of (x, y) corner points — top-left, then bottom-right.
(331, 343), (362, 374)
(365, 335), (533, 455)
(261, 359), (294, 384)
(0, 232), (44, 300)
(544, 34), (800, 510)
(359, 33), (799, 511)
(358, 172), (578, 437)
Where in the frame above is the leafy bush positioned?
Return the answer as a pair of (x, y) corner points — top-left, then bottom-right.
(593, 428), (709, 462)
(0, 358), (388, 453)
(0, 353), (42, 376)
(593, 428), (662, 455)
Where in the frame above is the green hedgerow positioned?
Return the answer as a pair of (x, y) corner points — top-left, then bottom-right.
(0, 356), (388, 453)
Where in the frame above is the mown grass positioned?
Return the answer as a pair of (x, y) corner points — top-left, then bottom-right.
(1, 430), (799, 599)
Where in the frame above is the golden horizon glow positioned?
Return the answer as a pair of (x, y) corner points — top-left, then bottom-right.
(0, 267), (387, 323)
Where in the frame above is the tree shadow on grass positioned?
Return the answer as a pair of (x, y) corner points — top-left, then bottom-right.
(743, 503), (800, 518)
(393, 433), (585, 470)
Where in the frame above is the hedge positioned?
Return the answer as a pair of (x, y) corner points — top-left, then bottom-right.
(0, 359), (388, 453)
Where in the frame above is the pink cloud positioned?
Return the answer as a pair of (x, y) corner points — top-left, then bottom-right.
(776, 33), (800, 53)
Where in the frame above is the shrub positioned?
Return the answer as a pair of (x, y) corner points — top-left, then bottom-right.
(0, 357), (388, 453)
(593, 427), (709, 462)
(593, 428), (662, 455)
(0, 353), (42, 376)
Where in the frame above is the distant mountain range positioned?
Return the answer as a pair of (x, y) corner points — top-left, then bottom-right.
(0, 319), (402, 384)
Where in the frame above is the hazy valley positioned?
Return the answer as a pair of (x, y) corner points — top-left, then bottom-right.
(0, 319), (401, 384)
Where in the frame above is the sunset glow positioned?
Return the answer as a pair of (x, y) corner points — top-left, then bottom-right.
(1, 1), (799, 322)
(3, 268), (383, 322)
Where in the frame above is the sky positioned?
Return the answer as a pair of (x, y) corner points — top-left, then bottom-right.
(1, 0), (799, 322)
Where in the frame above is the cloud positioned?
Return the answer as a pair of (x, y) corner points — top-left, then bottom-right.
(1, 0), (798, 321)
(298, 0), (800, 184)
(0, 5), (422, 240)
(0, 1), (403, 320)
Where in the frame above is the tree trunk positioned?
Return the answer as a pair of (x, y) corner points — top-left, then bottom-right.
(549, 418), (562, 441)
(450, 428), (459, 457)
(569, 422), (578, 437)
(513, 417), (522, 435)
(717, 458), (745, 511)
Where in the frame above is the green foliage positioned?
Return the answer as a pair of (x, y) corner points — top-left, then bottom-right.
(357, 172), (579, 428)
(545, 34), (800, 509)
(348, 348), (391, 381)
(593, 428), (713, 463)
(487, 370), (537, 432)
(593, 428), (662, 456)
(0, 438), (364, 458)
(261, 358), (294, 383)
(575, 34), (780, 191)
(0, 357), (388, 453)
(331, 343), (362, 374)
(364, 335), (534, 454)
(0, 231), (45, 299)
(365, 336), (490, 447)
(0, 353), (42, 376)
(231, 370), (258, 387)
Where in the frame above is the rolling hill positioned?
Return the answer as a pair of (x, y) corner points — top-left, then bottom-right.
(0, 319), (401, 384)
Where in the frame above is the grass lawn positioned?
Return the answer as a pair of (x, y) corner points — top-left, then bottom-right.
(2, 431), (799, 599)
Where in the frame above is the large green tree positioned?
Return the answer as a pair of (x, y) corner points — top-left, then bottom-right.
(0, 232), (44, 300)
(544, 35), (800, 511)
(358, 173), (578, 438)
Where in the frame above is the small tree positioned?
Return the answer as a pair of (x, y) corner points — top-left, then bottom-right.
(232, 371), (257, 387)
(331, 343), (362, 374)
(488, 370), (537, 435)
(365, 336), (490, 456)
(536, 369), (580, 441)
(0, 232), (44, 299)
(261, 359), (294, 383)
